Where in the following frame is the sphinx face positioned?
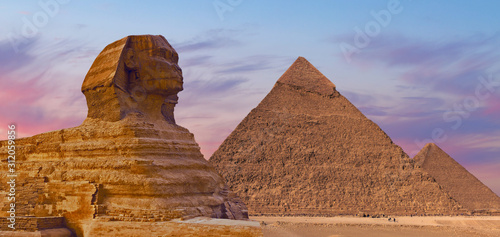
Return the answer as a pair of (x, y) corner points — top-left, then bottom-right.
(133, 39), (183, 96)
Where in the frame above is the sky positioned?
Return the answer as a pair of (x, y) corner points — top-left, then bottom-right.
(1, 1), (499, 195)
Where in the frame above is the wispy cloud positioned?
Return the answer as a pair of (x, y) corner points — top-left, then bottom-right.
(0, 36), (38, 71)
(186, 77), (248, 95)
(215, 55), (281, 74)
(180, 55), (213, 67)
(354, 34), (500, 97)
(480, 96), (500, 117)
(332, 33), (500, 176)
(0, 71), (85, 137)
(175, 29), (241, 53)
(452, 132), (500, 152)
(176, 74), (258, 158)
(339, 33), (500, 67)
(0, 36), (96, 138)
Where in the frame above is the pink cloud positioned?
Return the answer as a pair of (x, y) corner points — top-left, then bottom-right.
(482, 98), (500, 117)
(0, 36), (97, 139)
(0, 74), (85, 138)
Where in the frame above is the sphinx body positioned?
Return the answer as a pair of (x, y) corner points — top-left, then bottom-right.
(0, 35), (247, 235)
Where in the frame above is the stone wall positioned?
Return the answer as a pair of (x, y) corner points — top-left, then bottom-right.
(84, 218), (262, 237)
(0, 217), (65, 231)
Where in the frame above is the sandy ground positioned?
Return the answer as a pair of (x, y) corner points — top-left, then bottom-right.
(251, 216), (500, 237)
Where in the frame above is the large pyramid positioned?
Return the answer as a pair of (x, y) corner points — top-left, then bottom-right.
(210, 57), (464, 216)
(414, 143), (500, 213)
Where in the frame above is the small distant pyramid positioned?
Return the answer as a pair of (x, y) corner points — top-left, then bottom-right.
(210, 57), (464, 216)
(414, 143), (500, 212)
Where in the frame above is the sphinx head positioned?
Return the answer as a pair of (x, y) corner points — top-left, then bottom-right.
(82, 35), (183, 124)
(124, 36), (183, 96)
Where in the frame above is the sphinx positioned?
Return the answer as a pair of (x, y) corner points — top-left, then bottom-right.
(0, 35), (248, 236)
(82, 35), (183, 124)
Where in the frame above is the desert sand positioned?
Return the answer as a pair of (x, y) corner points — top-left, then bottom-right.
(253, 215), (500, 237)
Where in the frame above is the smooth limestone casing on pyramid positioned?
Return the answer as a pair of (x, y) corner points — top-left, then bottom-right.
(210, 57), (465, 216)
(414, 143), (500, 213)
(0, 35), (250, 236)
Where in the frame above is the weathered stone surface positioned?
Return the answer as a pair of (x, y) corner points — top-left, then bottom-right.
(0, 35), (252, 236)
(0, 229), (73, 237)
(277, 56), (336, 96)
(85, 217), (262, 237)
(414, 143), (500, 213)
(210, 57), (466, 216)
(0, 217), (73, 236)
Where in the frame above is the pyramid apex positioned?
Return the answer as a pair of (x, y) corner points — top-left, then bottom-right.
(413, 143), (452, 165)
(423, 143), (439, 150)
(277, 56), (336, 96)
(426, 143), (438, 148)
(296, 56), (308, 62)
(424, 143), (445, 153)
